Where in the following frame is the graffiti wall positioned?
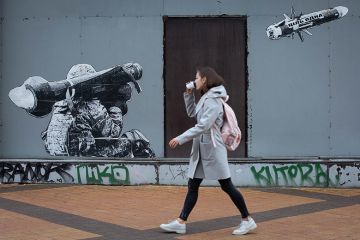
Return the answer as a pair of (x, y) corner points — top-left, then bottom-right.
(159, 161), (360, 188)
(230, 163), (339, 187)
(0, 162), (157, 185)
(0, 162), (75, 184)
(1, 160), (359, 187)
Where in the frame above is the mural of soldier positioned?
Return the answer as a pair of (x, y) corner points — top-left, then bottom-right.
(9, 63), (155, 158)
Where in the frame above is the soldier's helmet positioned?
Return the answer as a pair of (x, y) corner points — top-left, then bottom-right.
(67, 64), (96, 80)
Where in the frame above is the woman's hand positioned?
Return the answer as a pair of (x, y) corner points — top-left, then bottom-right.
(185, 88), (193, 94)
(169, 138), (179, 149)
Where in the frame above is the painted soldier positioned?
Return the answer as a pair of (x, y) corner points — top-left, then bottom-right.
(41, 64), (155, 158)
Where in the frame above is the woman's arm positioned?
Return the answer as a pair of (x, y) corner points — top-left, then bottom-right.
(176, 98), (220, 145)
(184, 91), (196, 118)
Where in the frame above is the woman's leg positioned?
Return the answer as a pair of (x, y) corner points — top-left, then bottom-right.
(218, 178), (250, 218)
(179, 178), (203, 221)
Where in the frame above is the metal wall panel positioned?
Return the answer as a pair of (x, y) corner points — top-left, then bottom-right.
(1, 17), (82, 157)
(164, 0), (332, 16)
(2, 0), (164, 18)
(80, 16), (164, 157)
(329, 15), (360, 155)
(247, 15), (331, 157)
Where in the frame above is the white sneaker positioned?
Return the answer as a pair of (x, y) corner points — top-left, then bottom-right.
(160, 219), (186, 234)
(232, 217), (257, 235)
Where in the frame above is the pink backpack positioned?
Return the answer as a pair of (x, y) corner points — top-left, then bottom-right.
(211, 97), (241, 151)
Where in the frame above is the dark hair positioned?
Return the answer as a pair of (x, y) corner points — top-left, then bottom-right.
(196, 67), (225, 95)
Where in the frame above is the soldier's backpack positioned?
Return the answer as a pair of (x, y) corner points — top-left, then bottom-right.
(121, 129), (155, 158)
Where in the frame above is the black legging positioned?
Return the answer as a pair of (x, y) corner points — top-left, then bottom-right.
(179, 178), (250, 221)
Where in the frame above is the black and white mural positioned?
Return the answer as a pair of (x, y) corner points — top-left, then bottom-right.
(8, 63), (155, 158)
(266, 6), (348, 42)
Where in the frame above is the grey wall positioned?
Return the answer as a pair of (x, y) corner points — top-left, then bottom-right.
(0, 0), (359, 158)
(0, 0), (164, 158)
(247, 0), (360, 157)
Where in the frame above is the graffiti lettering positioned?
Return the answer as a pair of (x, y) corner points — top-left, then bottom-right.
(250, 163), (339, 187)
(76, 164), (130, 185)
(0, 162), (74, 183)
(168, 165), (187, 180)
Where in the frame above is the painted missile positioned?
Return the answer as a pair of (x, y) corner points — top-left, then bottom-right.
(9, 63), (143, 117)
(266, 6), (348, 41)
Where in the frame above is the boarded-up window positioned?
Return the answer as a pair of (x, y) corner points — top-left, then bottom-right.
(164, 17), (247, 158)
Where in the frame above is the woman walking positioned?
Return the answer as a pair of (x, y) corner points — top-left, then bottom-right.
(160, 67), (257, 235)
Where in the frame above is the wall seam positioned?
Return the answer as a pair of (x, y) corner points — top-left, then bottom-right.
(0, 0), (3, 158)
(79, 16), (84, 60)
(327, 12), (333, 156)
(244, 16), (249, 157)
(327, 0), (332, 157)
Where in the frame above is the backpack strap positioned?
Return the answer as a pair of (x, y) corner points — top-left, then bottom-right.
(210, 97), (227, 148)
(210, 128), (216, 148)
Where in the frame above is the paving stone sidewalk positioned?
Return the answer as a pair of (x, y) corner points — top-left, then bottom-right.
(0, 184), (359, 240)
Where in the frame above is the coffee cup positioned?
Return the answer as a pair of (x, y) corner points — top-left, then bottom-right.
(186, 81), (196, 90)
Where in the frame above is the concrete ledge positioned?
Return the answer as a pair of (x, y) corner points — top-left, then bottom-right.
(1, 158), (359, 188)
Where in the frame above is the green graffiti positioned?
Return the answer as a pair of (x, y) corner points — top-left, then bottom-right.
(272, 165), (288, 185)
(250, 163), (340, 187)
(251, 165), (275, 185)
(297, 164), (314, 185)
(315, 163), (330, 187)
(76, 164), (130, 185)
